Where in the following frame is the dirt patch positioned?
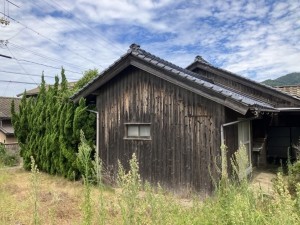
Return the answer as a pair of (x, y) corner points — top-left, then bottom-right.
(0, 168), (85, 224)
(251, 168), (277, 195)
(2, 183), (22, 195)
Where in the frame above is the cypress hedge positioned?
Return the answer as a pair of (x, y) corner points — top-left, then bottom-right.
(12, 69), (97, 180)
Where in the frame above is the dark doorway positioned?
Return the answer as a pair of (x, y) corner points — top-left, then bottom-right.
(267, 127), (300, 164)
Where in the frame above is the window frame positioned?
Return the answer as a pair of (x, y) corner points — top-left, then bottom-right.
(124, 123), (151, 140)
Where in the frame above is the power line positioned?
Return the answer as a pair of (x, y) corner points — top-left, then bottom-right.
(28, 0), (123, 63)
(0, 79), (37, 85)
(0, 70), (79, 81)
(9, 42), (88, 71)
(6, 0), (19, 8)
(18, 59), (82, 74)
(0, 11), (103, 68)
(6, 45), (39, 85)
(1, 0), (10, 25)
(2, 47), (84, 75)
(1, 79), (11, 96)
(44, 0), (124, 53)
(7, 27), (26, 40)
(0, 53), (12, 58)
(26, 0), (100, 54)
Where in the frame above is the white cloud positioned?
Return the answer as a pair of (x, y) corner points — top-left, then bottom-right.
(0, 0), (299, 97)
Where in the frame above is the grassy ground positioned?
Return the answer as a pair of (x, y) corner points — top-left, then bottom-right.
(0, 167), (115, 225)
(1, 163), (299, 225)
(0, 167), (194, 225)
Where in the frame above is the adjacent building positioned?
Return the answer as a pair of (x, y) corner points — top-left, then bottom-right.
(0, 97), (20, 151)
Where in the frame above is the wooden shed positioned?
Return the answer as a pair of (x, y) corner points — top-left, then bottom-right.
(72, 44), (300, 193)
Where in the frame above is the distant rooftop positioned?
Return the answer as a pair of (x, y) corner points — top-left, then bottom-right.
(0, 97), (21, 119)
(17, 82), (77, 97)
(275, 85), (300, 99)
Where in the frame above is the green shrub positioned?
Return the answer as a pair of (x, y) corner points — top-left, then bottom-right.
(11, 69), (96, 179)
(287, 160), (300, 194)
(0, 144), (19, 167)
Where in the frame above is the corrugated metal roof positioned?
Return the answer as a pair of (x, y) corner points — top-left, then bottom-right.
(71, 44), (276, 112)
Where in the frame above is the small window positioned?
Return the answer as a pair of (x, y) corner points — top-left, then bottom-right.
(125, 123), (151, 139)
(128, 125), (139, 136)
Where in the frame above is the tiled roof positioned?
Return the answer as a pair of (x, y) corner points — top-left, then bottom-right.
(129, 44), (275, 111)
(71, 44), (277, 113)
(0, 125), (14, 135)
(194, 55), (211, 65)
(275, 85), (300, 98)
(189, 55), (300, 101)
(0, 97), (21, 119)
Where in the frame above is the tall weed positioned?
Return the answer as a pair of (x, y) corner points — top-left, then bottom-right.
(77, 130), (93, 225)
(117, 153), (141, 225)
(30, 156), (40, 225)
(92, 152), (106, 225)
(12, 143), (300, 225)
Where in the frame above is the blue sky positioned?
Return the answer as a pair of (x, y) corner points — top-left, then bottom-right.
(0, 0), (299, 97)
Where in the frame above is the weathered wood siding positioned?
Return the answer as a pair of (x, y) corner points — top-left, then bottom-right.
(96, 66), (237, 193)
(223, 108), (239, 170)
(191, 68), (295, 107)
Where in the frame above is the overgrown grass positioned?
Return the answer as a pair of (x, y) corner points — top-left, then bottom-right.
(1, 143), (300, 224)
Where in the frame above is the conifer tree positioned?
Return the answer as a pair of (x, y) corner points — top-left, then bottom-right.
(12, 69), (96, 179)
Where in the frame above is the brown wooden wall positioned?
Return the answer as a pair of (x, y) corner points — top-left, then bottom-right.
(96, 66), (239, 193)
(223, 108), (240, 166)
(191, 68), (296, 107)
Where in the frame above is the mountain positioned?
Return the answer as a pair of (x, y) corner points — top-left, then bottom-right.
(261, 72), (300, 87)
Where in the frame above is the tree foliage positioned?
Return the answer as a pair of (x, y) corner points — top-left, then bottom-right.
(12, 69), (96, 179)
(72, 69), (98, 93)
(261, 72), (300, 87)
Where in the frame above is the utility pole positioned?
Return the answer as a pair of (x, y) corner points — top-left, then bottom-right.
(0, 39), (11, 58)
(1, 0), (19, 26)
(0, 39), (8, 46)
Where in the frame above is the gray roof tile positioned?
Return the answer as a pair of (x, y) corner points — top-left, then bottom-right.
(130, 46), (275, 110)
(71, 44), (276, 112)
(0, 97), (21, 119)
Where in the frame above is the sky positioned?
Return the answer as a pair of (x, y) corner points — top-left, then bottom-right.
(0, 0), (299, 97)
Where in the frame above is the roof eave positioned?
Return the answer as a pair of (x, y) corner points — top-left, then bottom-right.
(131, 57), (253, 115)
(72, 52), (264, 115)
(0, 127), (14, 135)
(71, 54), (132, 103)
(188, 61), (300, 105)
